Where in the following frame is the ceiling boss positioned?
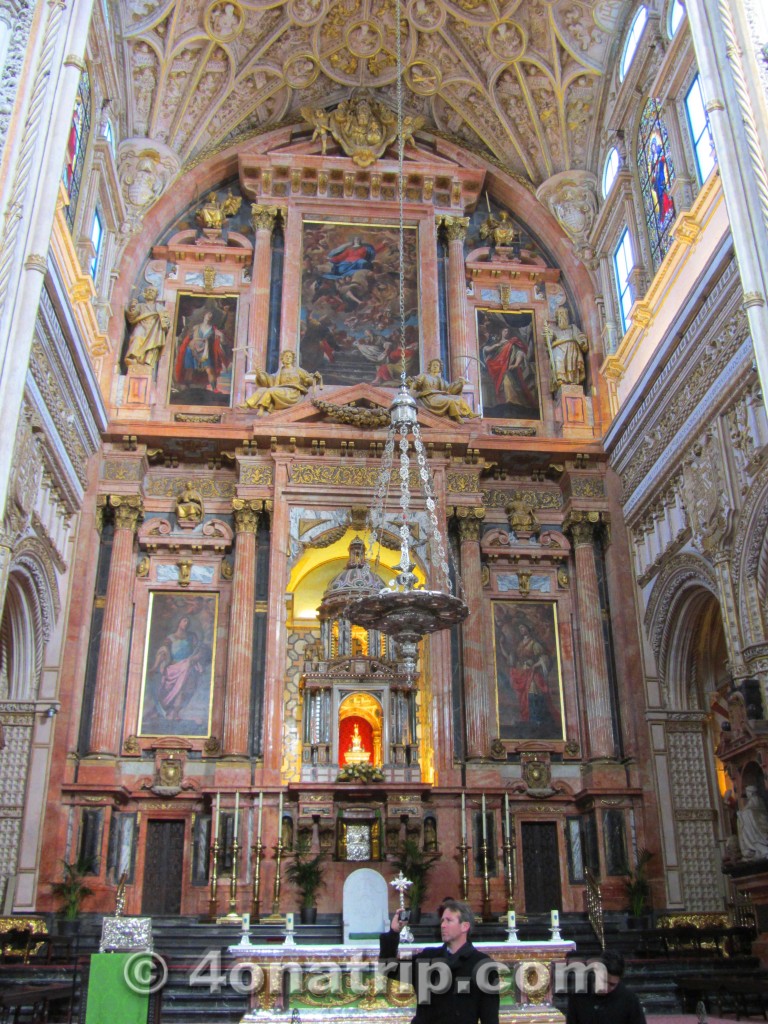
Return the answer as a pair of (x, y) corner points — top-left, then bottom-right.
(301, 91), (424, 167)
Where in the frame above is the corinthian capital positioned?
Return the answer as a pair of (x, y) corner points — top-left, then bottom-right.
(232, 498), (264, 533)
(438, 215), (470, 244)
(563, 509), (605, 545)
(109, 494), (144, 532)
(251, 203), (281, 233)
(454, 505), (485, 542)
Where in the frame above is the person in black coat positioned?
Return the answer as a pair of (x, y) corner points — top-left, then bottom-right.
(566, 951), (646, 1024)
(379, 898), (499, 1024)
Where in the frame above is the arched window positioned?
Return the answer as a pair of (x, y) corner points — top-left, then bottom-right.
(62, 69), (91, 230)
(685, 75), (717, 184)
(614, 228), (635, 334)
(669, 0), (685, 37)
(620, 7), (647, 81)
(638, 98), (676, 269)
(602, 147), (621, 198)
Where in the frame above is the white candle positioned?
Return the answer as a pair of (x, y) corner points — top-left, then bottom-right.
(551, 909), (559, 928)
(214, 792), (220, 841)
(508, 911), (516, 930)
(481, 793), (487, 843)
(257, 791), (263, 844)
(461, 793), (467, 841)
(278, 791), (283, 839)
(234, 791), (240, 836)
(505, 792), (510, 842)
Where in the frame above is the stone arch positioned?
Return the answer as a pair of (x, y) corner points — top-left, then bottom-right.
(733, 469), (768, 648)
(645, 552), (720, 708)
(0, 540), (60, 701)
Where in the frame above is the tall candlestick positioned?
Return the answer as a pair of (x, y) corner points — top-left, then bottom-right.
(505, 792), (510, 841)
(461, 793), (467, 841)
(481, 793), (487, 843)
(257, 791), (263, 843)
(234, 791), (240, 835)
(214, 792), (220, 841)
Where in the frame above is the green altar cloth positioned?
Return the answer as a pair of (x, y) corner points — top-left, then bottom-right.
(86, 952), (151, 1024)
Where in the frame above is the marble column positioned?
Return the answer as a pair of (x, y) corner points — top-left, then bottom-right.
(249, 204), (281, 366)
(564, 510), (616, 759)
(684, 0), (768, 407)
(438, 216), (474, 383)
(222, 499), (262, 757)
(88, 495), (143, 756)
(456, 506), (489, 759)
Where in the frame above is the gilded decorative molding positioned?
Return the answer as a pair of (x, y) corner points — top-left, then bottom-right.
(104, 460), (143, 482)
(571, 477), (605, 498)
(239, 465), (274, 486)
(447, 473), (480, 493)
(290, 464), (420, 488)
(483, 488), (562, 509)
(312, 399), (390, 428)
(174, 412), (223, 423)
(490, 426), (537, 436)
(145, 476), (236, 499)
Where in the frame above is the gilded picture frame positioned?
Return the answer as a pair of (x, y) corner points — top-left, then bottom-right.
(476, 308), (541, 419)
(138, 591), (218, 737)
(492, 599), (565, 741)
(298, 219), (420, 386)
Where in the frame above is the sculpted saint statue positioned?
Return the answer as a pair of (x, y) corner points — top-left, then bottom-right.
(737, 785), (768, 861)
(125, 286), (171, 369)
(195, 190), (242, 232)
(240, 350), (322, 415)
(409, 359), (479, 423)
(544, 306), (589, 390)
(176, 482), (204, 525)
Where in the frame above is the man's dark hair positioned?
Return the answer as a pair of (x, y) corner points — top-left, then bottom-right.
(598, 951), (625, 978)
(440, 899), (475, 934)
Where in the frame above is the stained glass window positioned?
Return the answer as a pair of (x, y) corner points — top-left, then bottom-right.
(63, 69), (91, 230)
(685, 75), (717, 184)
(614, 228), (634, 334)
(638, 99), (676, 270)
(620, 7), (647, 81)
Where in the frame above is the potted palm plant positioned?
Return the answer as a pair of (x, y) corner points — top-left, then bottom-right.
(625, 848), (653, 926)
(51, 858), (94, 934)
(285, 839), (325, 924)
(392, 838), (440, 924)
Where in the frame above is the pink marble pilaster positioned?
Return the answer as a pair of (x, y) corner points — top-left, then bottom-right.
(222, 499), (262, 756)
(249, 205), (281, 366)
(88, 495), (143, 756)
(565, 511), (615, 759)
(457, 506), (490, 759)
(440, 216), (474, 383)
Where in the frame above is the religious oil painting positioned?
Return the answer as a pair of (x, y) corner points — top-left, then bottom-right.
(298, 219), (420, 387)
(476, 309), (541, 420)
(492, 600), (564, 741)
(168, 293), (238, 407)
(138, 592), (218, 737)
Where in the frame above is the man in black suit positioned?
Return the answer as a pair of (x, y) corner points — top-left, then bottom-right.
(379, 899), (500, 1024)
(566, 951), (646, 1024)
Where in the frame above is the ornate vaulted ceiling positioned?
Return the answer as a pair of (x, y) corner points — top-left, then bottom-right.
(119, 0), (631, 185)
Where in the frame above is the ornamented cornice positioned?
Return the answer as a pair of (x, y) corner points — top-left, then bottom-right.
(483, 488), (562, 510)
(145, 476), (236, 499)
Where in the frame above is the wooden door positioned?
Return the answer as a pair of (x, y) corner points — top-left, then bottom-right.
(141, 820), (185, 915)
(521, 821), (562, 913)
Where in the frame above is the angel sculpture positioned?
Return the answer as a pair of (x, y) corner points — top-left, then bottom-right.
(479, 210), (520, 260)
